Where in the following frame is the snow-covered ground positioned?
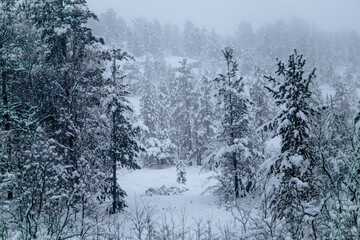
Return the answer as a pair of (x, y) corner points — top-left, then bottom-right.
(118, 166), (236, 224)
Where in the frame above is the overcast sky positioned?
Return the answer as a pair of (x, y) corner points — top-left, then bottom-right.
(87, 0), (360, 35)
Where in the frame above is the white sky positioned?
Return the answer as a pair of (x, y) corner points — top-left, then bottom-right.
(87, 0), (360, 35)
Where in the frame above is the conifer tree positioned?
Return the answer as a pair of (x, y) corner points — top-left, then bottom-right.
(103, 49), (141, 213)
(138, 56), (176, 166)
(211, 47), (254, 200)
(176, 160), (186, 184)
(193, 75), (216, 165)
(170, 59), (196, 163)
(0, 0), (112, 237)
(0, 0), (18, 200)
(316, 99), (360, 239)
(264, 50), (319, 236)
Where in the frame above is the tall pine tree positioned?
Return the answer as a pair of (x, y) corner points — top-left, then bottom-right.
(210, 47), (254, 200)
(102, 49), (141, 213)
(263, 50), (319, 237)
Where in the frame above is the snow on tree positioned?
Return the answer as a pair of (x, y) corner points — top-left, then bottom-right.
(0, 0), (118, 237)
(102, 49), (141, 213)
(206, 47), (257, 201)
(176, 160), (186, 184)
(169, 59), (197, 163)
(314, 98), (360, 239)
(339, 103), (360, 238)
(93, 9), (128, 49)
(192, 75), (217, 165)
(140, 79), (176, 166)
(202, 29), (222, 62)
(263, 50), (320, 237)
(138, 56), (176, 166)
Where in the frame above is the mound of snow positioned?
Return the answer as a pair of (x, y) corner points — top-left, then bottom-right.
(118, 166), (236, 223)
(145, 185), (189, 196)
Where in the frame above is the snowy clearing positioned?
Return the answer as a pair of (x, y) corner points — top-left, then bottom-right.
(118, 166), (248, 224)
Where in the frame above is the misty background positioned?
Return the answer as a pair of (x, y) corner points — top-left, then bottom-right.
(87, 0), (360, 35)
(86, 0), (360, 94)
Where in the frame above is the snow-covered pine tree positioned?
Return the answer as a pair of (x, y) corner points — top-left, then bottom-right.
(95, 9), (127, 49)
(139, 61), (176, 166)
(22, 0), (103, 200)
(0, 0), (19, 201)
(176, 160), (186, 184)
(163, 23), (181, 56)
(332, 77), (357, 124)
(202, 29), (222, 62)
(192, 75), (216, 165)
(263, 50), (319, 236)
(140, 59), (159, 135)
(319, 78), (356, 158)
(210, 47), (255, 200)
(102, 49), (141, 214)
(170, 59), (197, 163)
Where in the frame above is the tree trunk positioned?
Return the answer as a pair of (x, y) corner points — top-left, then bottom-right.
(1, 60), (13, 200)
(233, 151), (239, 198)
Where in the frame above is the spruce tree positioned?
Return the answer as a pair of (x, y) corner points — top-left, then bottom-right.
(103, 49), (141, 213)
(264, 50), (318, 236)
(193, 75), (216, 165)
(211, 47), (254, 200)
(176, 160), (186, 185)
(170, 59), (197, 163)
(140, 72), (176, 166)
